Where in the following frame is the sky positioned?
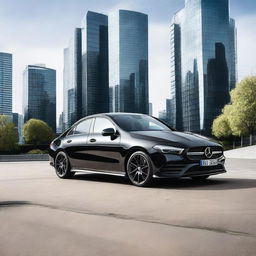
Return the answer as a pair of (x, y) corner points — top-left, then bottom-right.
(0, 0), (256, 119)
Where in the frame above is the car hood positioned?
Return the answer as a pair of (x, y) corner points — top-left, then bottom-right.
(130, 130), (221, 148)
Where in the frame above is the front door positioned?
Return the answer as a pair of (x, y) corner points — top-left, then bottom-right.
(85, 117), (122, 172)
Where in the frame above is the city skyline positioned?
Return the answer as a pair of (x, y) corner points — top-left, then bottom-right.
(0, 0), (256, 119)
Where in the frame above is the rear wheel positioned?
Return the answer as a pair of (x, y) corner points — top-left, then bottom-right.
(55, 151), (74, 179)
(191, 176), (209, 181)
(126, 151), (153, 187)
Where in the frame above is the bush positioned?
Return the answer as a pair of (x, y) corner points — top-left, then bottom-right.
(23, 119), (55, 145)
(0, 115), (18, 153)
(27, 149), (48, 154)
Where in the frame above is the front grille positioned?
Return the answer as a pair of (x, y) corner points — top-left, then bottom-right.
(184, 164), (225, 177)
(187, 146), (223, 160)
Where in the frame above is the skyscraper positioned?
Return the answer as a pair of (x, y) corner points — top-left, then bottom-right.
(169, 0), (237, 135)
(109, 10), (149, 114)
(12, 113), (23, 144)
(0, 52), (12, 117)
(63, 28), (82, 129)
(23, 64), (56, 132)
(81, 11), (109, 116)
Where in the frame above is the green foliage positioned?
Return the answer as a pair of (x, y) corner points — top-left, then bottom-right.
(212, 76), (256, 137)
(27, 149), (48, 154)
(229, 76), (256, 136)
(23, 119), (54, 145)
(0, 115), (18, 152)
(212, 113), (232, 139)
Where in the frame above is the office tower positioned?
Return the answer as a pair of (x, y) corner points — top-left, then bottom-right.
(158, 110), (167, 123)
(169, 0), (237, 135)
(109, 10), (149, 114)
(57, 112), (64, 134)
(149, 103), (153, 116)
(63, 28), (82, 129)
(23, 64), (56, 132)
(0, 52), (12, 117)
(81, 11), (109, 116)
(12, 113), (23, 144)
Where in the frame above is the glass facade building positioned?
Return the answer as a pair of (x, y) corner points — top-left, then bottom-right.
(0, 52), (12, 117)
(23, 65), (56, 132)
(169, 0), (237, 135)
(81, 11), (109, 117)
(12, 112), (23, 144)
(109, 10), (149, 114)
(63, 28), (82, 130)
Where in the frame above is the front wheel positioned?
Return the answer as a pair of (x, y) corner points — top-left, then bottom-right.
(55, 151), (74, 179)
(126, 151), (153, 187)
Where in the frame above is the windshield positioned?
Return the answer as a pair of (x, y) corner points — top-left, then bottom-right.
(110, 115), (171, 132)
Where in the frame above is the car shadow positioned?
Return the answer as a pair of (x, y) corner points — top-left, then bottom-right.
(73, 173), (256, 190)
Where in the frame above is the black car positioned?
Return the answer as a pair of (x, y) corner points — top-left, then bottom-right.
(49, 113), (226, 187)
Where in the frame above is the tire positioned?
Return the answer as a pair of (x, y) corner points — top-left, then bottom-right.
(126, 151), (153, 187)
(191, 176), (209, 181)
(54, 151), (74, 179)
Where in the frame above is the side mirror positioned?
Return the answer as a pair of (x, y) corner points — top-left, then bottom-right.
(102, 128), (116, 136)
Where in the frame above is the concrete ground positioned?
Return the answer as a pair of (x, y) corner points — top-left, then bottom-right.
(225, 145), (256, 159)
(0, 159), (256, 256)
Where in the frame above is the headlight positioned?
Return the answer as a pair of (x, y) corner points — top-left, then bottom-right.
(153, 145), (184, 154)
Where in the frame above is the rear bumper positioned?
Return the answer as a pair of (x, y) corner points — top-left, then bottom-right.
(154, 156), (226, 178)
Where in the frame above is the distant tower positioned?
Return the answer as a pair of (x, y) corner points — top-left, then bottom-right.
(0, 52), (12, 117)
(63, 28), (82, 129)
(169, 0), (237, 135)
(23, 65), (56, 132)
(109, 10), (149, 114)
(81, 11), (109, 117)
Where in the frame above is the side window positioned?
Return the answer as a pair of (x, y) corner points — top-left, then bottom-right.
(74, 119), (92, 135)
(93, 118), (116, 134)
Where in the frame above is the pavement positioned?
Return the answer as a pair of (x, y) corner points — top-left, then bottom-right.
(225, 145), (256, 159)
(0, 158), (256, 256)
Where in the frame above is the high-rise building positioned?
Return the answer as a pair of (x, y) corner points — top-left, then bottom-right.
(57, 112), (64, 134)
(169, 0), (237, 135)
(23, 64), (56, 132)
(109, 10), (149, 114)
(81, 11), (109, 116)
(0, 52), (12, 117)
(12, 113), (23, 144)
(149, 102), (153, 116)
(63, 28), (82, 129)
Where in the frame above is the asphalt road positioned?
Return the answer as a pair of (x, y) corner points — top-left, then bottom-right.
(0, 159), (256, 256)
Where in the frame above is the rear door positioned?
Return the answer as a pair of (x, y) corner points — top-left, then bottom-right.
(85, 117), (122, 172)
(64, 118), (93, 168)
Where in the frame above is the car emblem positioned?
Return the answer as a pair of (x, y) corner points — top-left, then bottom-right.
(204, 147), (213, 158)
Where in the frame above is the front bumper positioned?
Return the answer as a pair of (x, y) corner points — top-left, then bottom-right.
(153, 154), (226, 178)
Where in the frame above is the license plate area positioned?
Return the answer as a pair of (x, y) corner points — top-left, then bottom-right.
(200, 159), (218, 167)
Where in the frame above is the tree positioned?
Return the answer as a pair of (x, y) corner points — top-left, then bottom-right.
(0, 115), (18, 152)
(228, 76), (256, 136)
(212, 76), (256, 146)
(212, 105), (232, 139)
(23, 119), (54, 145)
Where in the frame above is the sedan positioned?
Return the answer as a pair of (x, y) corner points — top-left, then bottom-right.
(49, 113), (226, 187)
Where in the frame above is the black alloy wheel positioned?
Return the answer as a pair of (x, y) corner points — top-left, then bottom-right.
(127, 151), (153, 187)
(55, 151), (74, 179)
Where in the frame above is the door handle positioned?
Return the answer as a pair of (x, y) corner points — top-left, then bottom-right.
(67, 139), (72, 143)
(90, 138), (96, 143)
